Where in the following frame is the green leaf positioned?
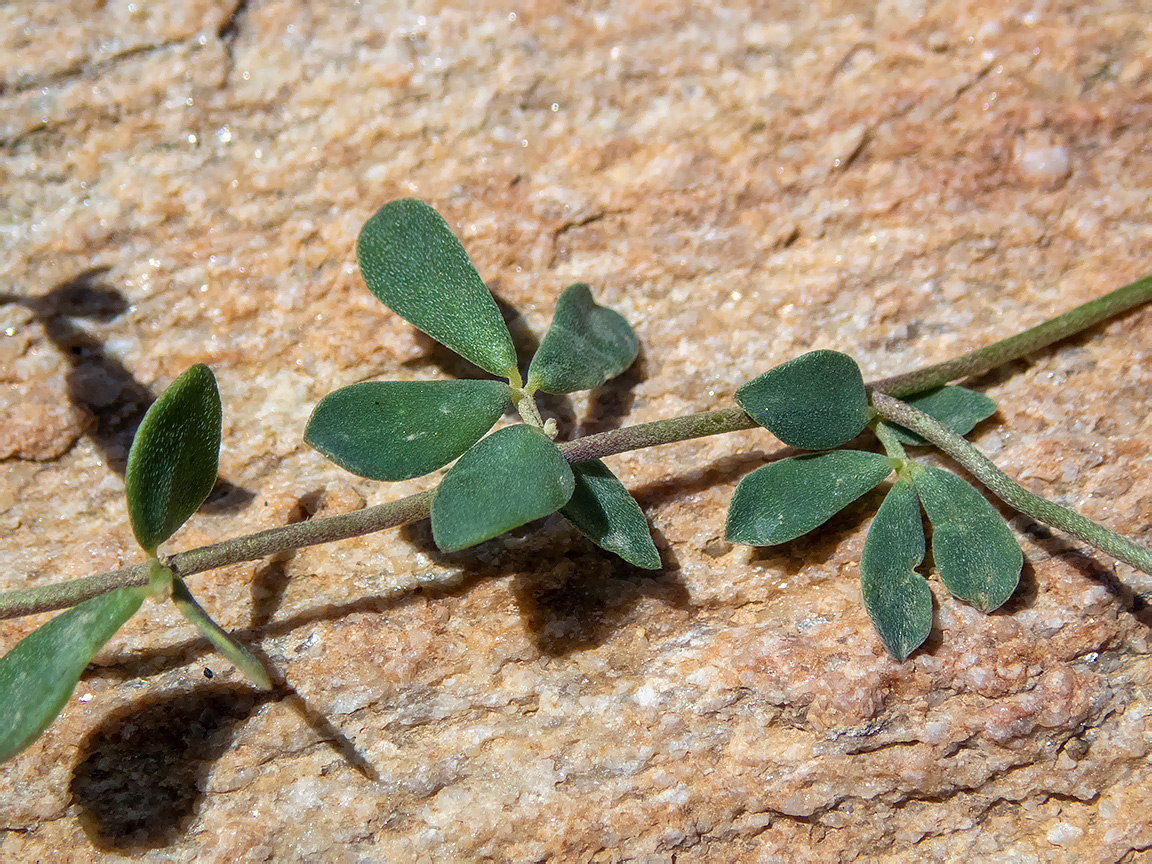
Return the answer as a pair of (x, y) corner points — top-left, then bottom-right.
(171, 577), (272, 690)
(881, 386), (997, 446)
(357, 198), (518, 379)
(726, 450), (893, 546)
(125, 364), (222, 554)
(861, 477), (932, 661)
(304, 379), (511, 481)
(911, 465), (1022, 612)
(560, 460), (661, 569)
(431, 424), (575, 552)
(0, 586), (144, 762)
(526, 283), (640, 394)
(736, 350), (871, 450)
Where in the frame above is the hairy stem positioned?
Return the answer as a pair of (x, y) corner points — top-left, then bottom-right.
(512, 389), (546, 430)
(871, 420), (908, 464)
(2, 275), (1150, 621)
(0, 492), (435, 620)
(871, 272), (1152, 396)
(557, 408), (757, 463)
(870, 391), (1152, 594)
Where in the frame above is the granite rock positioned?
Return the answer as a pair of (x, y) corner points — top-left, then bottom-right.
(1, 0), (1151, 861)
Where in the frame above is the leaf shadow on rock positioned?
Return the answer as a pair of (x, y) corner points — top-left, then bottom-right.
(916, 588), (946, 657)
(69, 670), (379, 852)
(988, 554), (1040, 616)
(69, 683), (271, 852)
(403, 329), (495, 381)
(1, 268), (253, 512)
(513, 544), (690, 657)
(630, 449), (782, 513)
(578, 346), (646, 437)
(399, 516), (690, 657)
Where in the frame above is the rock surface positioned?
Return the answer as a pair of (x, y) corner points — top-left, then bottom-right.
(2, 1), (1151, 861)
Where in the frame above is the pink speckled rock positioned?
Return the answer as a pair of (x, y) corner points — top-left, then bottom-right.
(1, 0), (1150, 861)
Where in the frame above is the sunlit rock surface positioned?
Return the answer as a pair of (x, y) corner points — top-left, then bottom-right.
(2, 1), (1150, 860)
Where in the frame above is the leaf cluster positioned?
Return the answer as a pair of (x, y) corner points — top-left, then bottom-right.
(305, 199), (657, 566)
(726, 351), (1018, 659)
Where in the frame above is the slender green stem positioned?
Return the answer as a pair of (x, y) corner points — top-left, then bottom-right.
(171, 489), (435, 577)
(0, 566), (154, 620)
(515, 391), (546, 430)
(2, 276), (1150, 621)
(0, 491), (435, 621)
(557, 408), (757, 463)
(871, 420), (907, 464)
(871, 273), (1152, 397)
(870, 391), (1152, 589)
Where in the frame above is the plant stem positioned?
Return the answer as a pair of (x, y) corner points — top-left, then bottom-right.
(515, 391), (546, 430)
(173, 490), (435, 576)
(870, 391), (1152, 594)
(557, 408), (757, 463)
(871, 420), (907, 464)
(871, 272), (1152, 397)
(0, 567), (153, 621)
(0, 492), (434, 621)
(2, 275), (1150, 621)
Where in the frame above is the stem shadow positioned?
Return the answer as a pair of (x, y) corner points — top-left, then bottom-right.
(398, 516), (690, 656)
(578, 346), (646, 437)
(1, 269), (253, 512)
(1014, 518), (1140, 614)
(249, 556), (294, 630)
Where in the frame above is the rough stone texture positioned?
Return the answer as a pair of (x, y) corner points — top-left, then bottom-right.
(2, 1), (1151, 861)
